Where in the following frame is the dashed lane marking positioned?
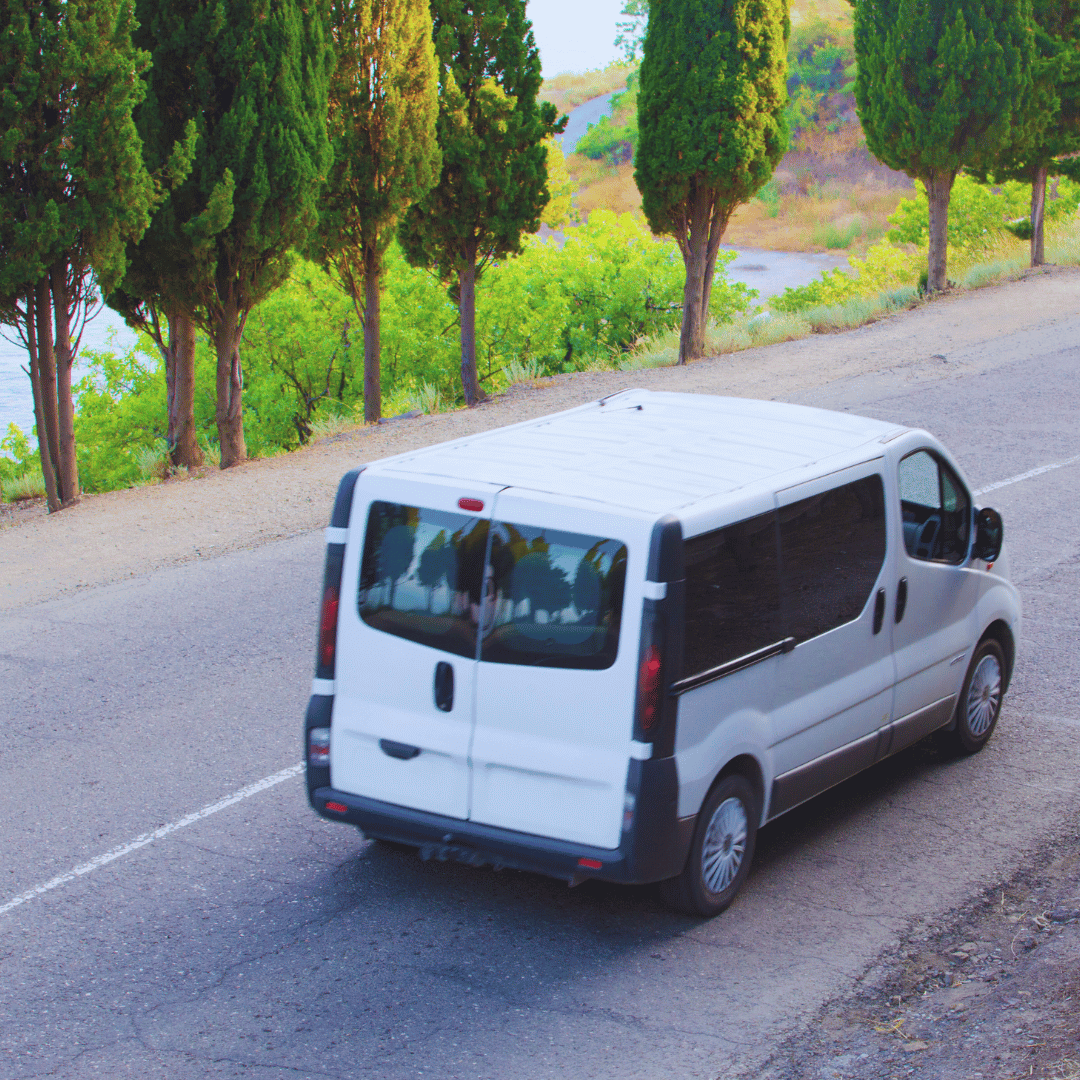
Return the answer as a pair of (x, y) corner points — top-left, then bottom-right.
(0, 763), (303, 917)
(974, 453), (1080, 497)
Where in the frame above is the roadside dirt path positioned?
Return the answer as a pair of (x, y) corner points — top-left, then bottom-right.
(2, 267), (1078, 617)
(751, 816), (1080, 1080)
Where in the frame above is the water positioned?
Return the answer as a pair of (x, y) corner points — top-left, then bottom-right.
(0, 306), (138, 450)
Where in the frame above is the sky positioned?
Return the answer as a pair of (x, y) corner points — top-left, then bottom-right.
(527, 0), (627, 76)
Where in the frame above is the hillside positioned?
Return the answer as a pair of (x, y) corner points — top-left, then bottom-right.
(542, 1), (914, 254)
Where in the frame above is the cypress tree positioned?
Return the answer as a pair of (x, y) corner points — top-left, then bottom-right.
(635, 0), (789, 364)
(118, 0), (332, 469)
(973, 1), (1080, 266)
(312, 0), (441, 424)
(106, 0), (206, 469)
(853, 0), (1035, 292)
(0, 0), (162, 510)
(398, 0), (563, 407)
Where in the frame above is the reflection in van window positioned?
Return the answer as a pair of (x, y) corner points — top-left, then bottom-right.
(482, 524), (627, 670)
(358, 501), (488, 659)
(899, 450), (971, 563)
(779, 475), (887, 643)
(684, 511), (783, 676)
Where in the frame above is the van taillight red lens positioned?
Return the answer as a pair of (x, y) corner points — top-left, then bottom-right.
(638, 646), (662, 729)
(325, 801), (348, 814)
(318, 585), (340, 671)
(457, 497), (484, 512)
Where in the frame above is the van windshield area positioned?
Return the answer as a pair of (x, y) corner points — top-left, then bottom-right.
(357, 501), (627, 670)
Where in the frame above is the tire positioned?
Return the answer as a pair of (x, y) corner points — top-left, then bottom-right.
(942, 638), (1006, 755)
(659, 774), (758, 917)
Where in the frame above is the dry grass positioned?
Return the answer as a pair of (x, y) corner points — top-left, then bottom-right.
(790, 0), (852, 24)
(540, 65), (635, 115)
(571, 158), (644, 219)
(569, 121), (914, 253)
(1, 471), (46, 503)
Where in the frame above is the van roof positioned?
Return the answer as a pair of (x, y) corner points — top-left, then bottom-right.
(369, 390), (906, 517)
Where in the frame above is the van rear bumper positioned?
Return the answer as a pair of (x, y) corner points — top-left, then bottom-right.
(310, 762), (693, 887)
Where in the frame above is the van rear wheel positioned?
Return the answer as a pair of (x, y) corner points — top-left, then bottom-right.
(659, 775), (758, 917)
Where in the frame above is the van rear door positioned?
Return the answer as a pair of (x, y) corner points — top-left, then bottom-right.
(468, 490), (648, 850)
(331, 473), (500, 820)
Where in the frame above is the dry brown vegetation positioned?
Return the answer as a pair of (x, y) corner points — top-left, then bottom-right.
(567, 129), (913, 254)
(538, 64), (636, 115)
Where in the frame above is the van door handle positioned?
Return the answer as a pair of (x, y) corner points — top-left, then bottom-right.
(434, 661), (454, 712)
(873, 588), (886, 634)
(379, 739), (420, 760)
(895, 577), (908, 623)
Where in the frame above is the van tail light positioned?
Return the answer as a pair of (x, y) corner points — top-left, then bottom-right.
(633, 596), (670, 746)
(309, 727), (331, 767)
(638, 646), (662, 729)
(318, 586), (340, 671)
(315, 542), (346, 680)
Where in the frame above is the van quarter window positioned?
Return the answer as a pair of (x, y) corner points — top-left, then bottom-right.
(898, 450), (971, 563)
(779, 474), (887, 643)
(683, 475), (887, 676)
(358, 501), (488, 659)
(683, 510), (783, 676)
(481, 523), (628, 670)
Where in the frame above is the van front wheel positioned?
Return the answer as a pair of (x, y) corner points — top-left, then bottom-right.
(659, 775), (758, 917)
(942, 638), (1006, 755)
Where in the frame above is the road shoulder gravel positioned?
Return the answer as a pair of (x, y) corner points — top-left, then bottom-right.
(749, 817), (1080, 1080)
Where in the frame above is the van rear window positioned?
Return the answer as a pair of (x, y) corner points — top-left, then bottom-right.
(482, 523), (627, 670)
(357, 501), (627, 669)
(358, 502), (489, 659)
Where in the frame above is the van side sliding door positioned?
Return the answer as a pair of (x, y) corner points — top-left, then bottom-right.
(768, 460), (896, 817)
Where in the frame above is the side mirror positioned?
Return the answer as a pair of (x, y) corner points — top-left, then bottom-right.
(972, 507), (1003, 563)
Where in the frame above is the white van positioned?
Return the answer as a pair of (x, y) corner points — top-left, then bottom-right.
(304, 390), (1019, 916)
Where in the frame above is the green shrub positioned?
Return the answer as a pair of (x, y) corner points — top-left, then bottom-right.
(887, 175), (1080, 256)
(65, 212), (754, 494)
(1, 471), (46, 502)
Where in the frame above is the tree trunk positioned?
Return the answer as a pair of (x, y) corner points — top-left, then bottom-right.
(1030, 163), (1048, 268)
(701, 202), (733, 329)
(164, 311), (178, 449)
(926, 169), (955, 293)
(171, 313), (204, 468)
(458, 244), (484, 407)
(363, 242), (382, 423)
(25, 289), (61, 512)
(679, 182), (712, 364)
(50, 262), (80, 506)
(213, 298), (247, 469)
(34, 276), (63, 512)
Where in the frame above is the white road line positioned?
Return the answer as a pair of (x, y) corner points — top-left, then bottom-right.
(0, 763), (303, 918)
(974, 453), (1080, 497)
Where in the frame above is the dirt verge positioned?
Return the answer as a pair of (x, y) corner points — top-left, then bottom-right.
(2, 268), (1078, 617)
(748, 819), (1080, 1080)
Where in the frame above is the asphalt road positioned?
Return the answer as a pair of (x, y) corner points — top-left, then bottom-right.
(2, 323), (1079, 1078)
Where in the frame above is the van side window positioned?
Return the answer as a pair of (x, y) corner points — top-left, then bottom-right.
(683, 511), (783, 676)
(779, 475), (887, 643)
(358, 501), (488, 659)
(898, 450), (971, 563)
(481, 524), (627, 670)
